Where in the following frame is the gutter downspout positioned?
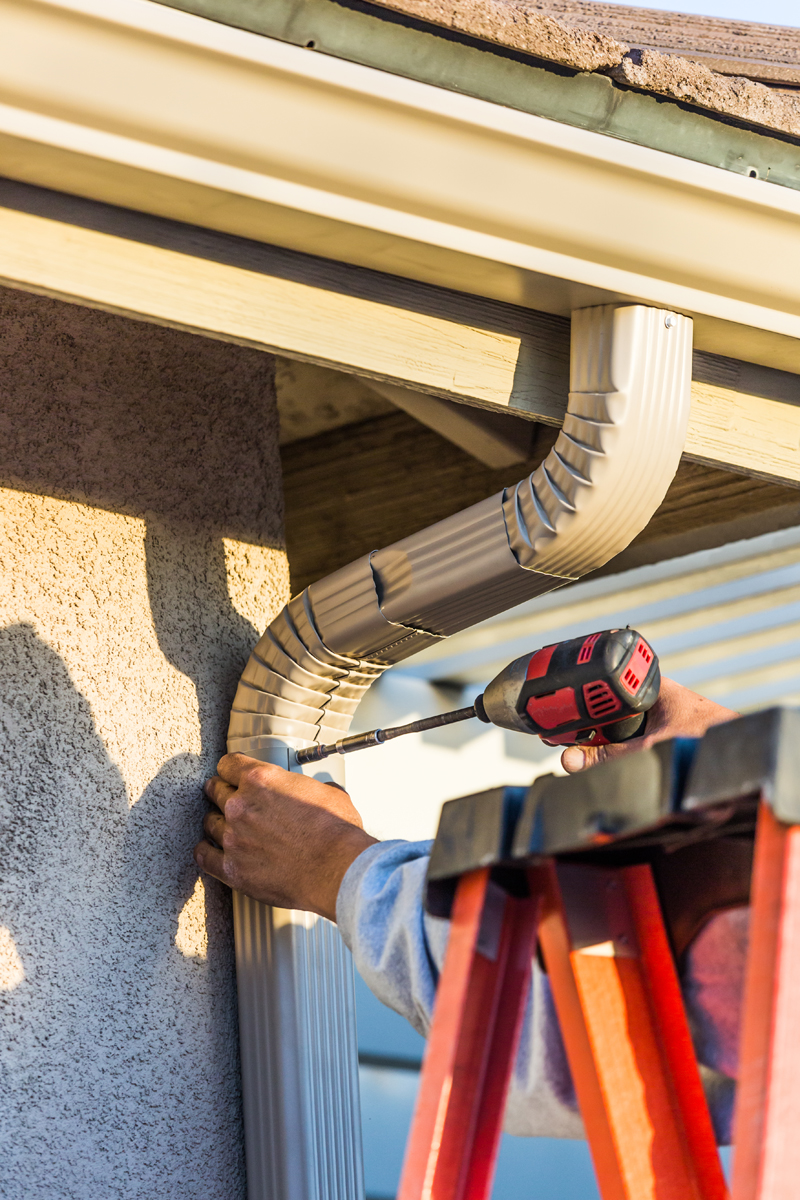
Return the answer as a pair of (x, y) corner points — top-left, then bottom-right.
(228, 304), (692, 1200)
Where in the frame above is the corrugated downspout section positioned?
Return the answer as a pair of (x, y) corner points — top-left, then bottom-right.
(226, 303), (692, 1200)
(227, 498), (559, 758)
(503, 305), (693, 578)
(228, 583), (388, 764)
(229, 305), (692, 763)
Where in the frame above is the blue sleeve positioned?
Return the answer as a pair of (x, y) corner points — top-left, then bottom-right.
(337, 840), (743, 1144)
(336, 839), (584, 1138)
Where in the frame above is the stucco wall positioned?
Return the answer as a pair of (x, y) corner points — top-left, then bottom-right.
(0, 286), (289, 1198)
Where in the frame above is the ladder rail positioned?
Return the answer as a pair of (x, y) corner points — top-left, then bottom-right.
(538, 861), (727, 1200)
(397, 868), (540, 1200)
(401, 859), (728, 1200)
(731, 801), (800, 1200)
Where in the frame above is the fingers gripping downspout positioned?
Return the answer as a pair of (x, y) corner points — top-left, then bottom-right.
(228, 305), (692, 769)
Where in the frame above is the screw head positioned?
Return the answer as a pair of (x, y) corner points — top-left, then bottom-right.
(664, 313), (677, 329)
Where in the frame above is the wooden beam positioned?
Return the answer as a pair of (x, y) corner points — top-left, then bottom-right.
(282, 413), (800, 592)
(686, 383), (800, 487)
(0, 178), (570, 420)
(2, 179), (799, 486)
(367, 380), (535, 467)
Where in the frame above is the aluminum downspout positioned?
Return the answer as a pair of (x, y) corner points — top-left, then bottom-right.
(227, 304), (692, 1200)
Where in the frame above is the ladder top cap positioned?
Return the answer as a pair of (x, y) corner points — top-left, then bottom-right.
(426, 786), (527, 918)
(422, 710), (800, 917)
(683, 707), (800, 824)
(511, 738), (698, 861)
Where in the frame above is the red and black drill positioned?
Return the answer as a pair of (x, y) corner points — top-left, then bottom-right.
(296, 629), (660, 764)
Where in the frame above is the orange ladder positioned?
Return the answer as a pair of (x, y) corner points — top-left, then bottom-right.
(397, 711), (800, 1200)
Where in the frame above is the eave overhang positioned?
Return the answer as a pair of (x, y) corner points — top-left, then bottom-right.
(1, 0), (799, 373)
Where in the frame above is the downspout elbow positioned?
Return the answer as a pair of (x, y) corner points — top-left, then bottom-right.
(229, 304), (692, 770)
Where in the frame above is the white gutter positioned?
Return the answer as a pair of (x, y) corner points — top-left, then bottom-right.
(230, 304), (692, 1200)
(1, 0), (799, 371)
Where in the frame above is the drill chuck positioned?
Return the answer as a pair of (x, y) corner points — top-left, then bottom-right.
(295, 706), (477, 765)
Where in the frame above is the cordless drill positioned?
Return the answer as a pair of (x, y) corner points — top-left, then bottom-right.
(295, 628), (659, 764)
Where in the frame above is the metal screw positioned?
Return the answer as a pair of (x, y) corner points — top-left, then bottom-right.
(664, 313), (677, 329)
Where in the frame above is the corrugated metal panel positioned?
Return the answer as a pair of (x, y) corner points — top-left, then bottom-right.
(398, 524), (800, 713)
(233, 896), (364, 1200)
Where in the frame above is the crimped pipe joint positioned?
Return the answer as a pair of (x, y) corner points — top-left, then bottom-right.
(503, 305), (692, 578)
(229, 304), (691, 767)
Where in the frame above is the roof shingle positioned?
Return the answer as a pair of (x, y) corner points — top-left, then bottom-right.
(368, 0), (800, 137)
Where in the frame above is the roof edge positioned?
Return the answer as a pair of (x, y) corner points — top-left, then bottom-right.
(365, 0), (800, 140)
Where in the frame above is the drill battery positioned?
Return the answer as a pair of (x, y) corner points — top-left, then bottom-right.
(476, 628), (660, 746)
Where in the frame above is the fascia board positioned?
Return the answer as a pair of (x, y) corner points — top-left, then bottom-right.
(1, 0), (800, 372)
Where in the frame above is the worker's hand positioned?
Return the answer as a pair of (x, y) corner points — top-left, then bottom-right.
(194, 754), (377, 921)
(561, 677), (737, 774)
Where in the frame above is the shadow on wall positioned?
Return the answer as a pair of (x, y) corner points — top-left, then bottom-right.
(0, 624), (242, 1194)
(0, 286), (286, 1198)
(0, 283), (285, 743)
(144, 523), (263, 753)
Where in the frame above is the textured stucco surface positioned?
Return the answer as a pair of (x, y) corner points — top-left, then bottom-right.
(0, 287), (289, 1198)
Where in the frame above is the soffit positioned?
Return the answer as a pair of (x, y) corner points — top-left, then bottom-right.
(281, 411), (800, 593)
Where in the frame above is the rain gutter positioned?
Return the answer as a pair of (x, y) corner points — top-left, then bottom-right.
(1, 0), (800, 371)
(157, 0), (800, 193)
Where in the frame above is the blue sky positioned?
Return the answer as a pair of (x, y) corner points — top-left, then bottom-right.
(584, 0), (800, 25)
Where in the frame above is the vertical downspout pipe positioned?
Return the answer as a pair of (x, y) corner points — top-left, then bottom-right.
(227, 304), (693, 1200)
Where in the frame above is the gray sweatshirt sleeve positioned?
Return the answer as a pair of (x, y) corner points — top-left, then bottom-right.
(336, 839), (743, 1144)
